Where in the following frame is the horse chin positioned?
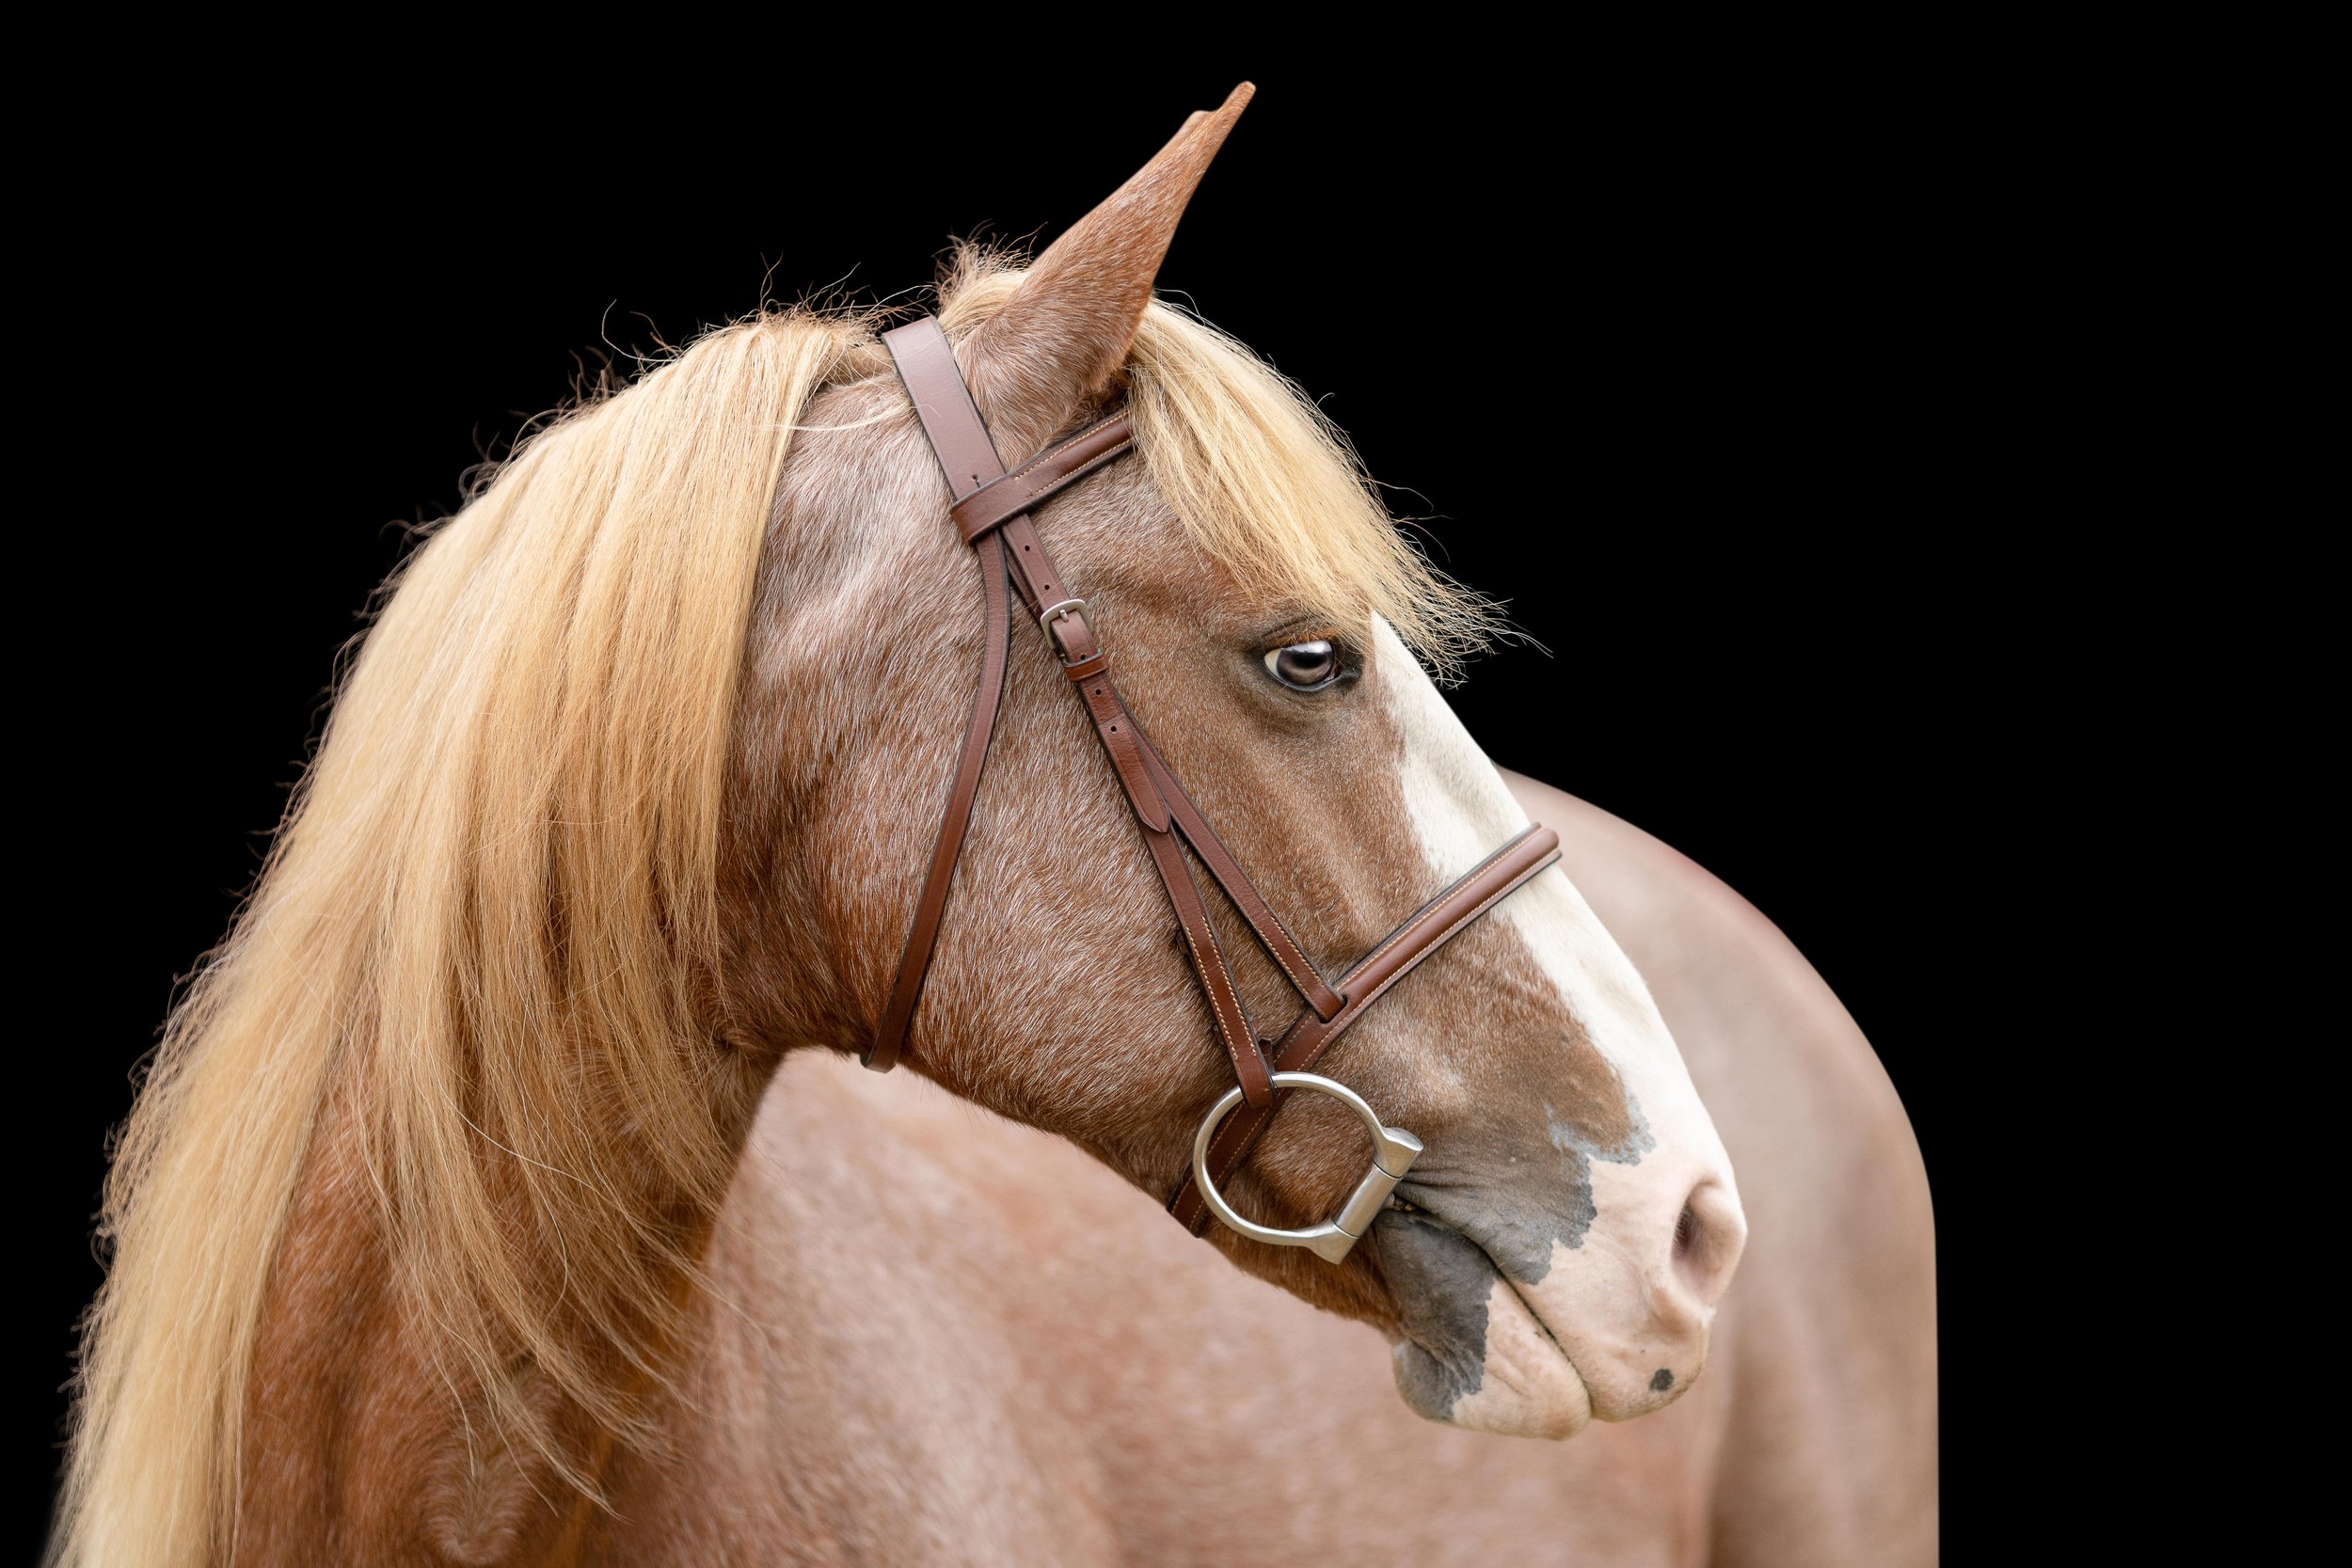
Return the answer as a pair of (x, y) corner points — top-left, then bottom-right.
(1373, 1211), (1594, 1441)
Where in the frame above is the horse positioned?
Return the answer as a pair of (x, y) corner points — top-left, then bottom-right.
(52, 85), (1934, 1566)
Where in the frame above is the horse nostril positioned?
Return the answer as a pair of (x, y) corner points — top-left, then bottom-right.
(1671, 1180), (1747, 1307)
(1674, 1202), (1700, 1260)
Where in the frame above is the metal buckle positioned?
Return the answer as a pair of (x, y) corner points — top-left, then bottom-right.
(1039, 596), (1090, 644)
(1189, 1071), (1422, 1265)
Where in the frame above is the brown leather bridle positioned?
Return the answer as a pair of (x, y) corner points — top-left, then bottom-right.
(868, 316), (1562, 1263)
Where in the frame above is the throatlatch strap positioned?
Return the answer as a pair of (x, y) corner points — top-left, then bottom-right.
(862, 526), (1011, 1073)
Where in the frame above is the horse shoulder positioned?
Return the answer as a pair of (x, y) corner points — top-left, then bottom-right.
(593, 1055), (1127, 1568)
(1502, 770), (1937, 1568)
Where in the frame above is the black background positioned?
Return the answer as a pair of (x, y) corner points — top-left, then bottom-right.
(23, 45), (2066, 1552)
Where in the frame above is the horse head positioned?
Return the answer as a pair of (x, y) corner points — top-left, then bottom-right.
(723, 85), (1746, 1437)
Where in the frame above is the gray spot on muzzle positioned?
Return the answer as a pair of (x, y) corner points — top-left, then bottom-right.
(1374, 1060), (1661, 1420)
(1466, 1089), (1655, 1284)
(1372, 1211), (1493, 1421)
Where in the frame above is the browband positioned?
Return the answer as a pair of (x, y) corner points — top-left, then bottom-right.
(873, 313), (1562, 1249)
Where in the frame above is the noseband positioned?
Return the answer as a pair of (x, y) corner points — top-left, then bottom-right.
(869, 316), (1561, 1263)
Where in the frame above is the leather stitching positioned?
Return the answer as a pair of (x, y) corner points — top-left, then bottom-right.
(952, 417), (1134, 540)
(1127, 729), (1341, 1012)
(1151, 832), (1268, 1104)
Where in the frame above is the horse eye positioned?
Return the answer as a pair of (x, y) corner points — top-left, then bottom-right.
(1263, 639), (1341, 690)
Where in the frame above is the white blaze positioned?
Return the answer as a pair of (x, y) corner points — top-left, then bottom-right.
(1373, 620), (1708, 1122)
(1372, 621), (1739, 1426)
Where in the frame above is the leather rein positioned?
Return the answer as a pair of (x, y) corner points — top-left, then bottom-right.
(869, 316), (1562, 1263)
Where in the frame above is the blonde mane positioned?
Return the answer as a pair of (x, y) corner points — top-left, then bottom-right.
(54, 261), (1486, 1567)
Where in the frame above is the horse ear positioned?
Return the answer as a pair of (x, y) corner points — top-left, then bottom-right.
(963, 83), (1253, 451)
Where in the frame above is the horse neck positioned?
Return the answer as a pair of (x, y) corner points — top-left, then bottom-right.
(236, 1027), (774, 1565)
